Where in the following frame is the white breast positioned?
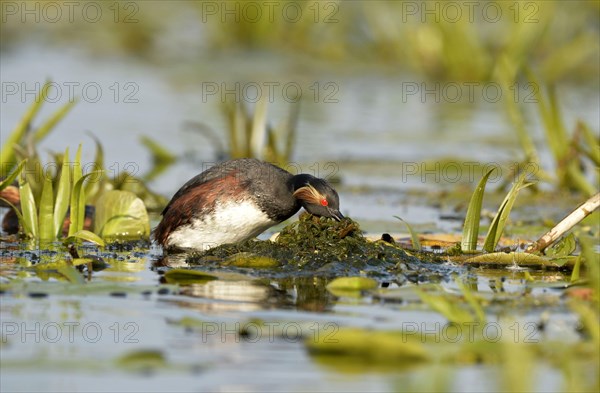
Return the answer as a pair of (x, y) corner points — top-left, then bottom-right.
(166, 200), (277, 251)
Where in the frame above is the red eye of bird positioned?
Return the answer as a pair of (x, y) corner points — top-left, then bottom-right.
(320, 199), (328, 206)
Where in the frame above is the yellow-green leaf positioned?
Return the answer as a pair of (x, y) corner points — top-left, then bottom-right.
(65, 230), (105, 247)
(326, 277), (378, 291)
(483, 172), (531, 252)
(461, 168), (496, 252)
(53, 147), (71, 238)
(94, 190), (150, 241)
(38, 174), (55, 241)
(164, 269), (218, 285)
(18, 175), (38, 238)
(306, 327), (428, 362)
(0, 160), (27, 191)
(394, 216), (422, 251)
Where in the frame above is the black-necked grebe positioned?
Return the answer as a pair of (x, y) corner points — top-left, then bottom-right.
(153, 158), (343, 251)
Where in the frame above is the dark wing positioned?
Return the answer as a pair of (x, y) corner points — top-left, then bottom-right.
(160, 160), (252, 216)
(153, 162), (247, 248)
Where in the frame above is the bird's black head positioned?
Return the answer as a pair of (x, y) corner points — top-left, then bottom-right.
(291, 174), (343, 221)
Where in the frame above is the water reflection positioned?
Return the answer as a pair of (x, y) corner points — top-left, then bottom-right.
(154, 255), (337, 311)
(168, 277), (337, 312)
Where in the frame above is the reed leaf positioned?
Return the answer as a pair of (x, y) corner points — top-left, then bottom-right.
(394, 216), (422, 251)
(461, 168), (496, 252)
(482, 172), (531, 252)
(38, 173), (55, 241)
(18, 174), (38, 238)
(68, 172), (95, 237)
(68, 145), (84, 237)
(33, 100), (77, 143)
(53, 148), (71, 238)
(0, 160), (27, 191)
(0, 81), (51, 175)
(84, 134), (106, 202)
(578, 121), (600, 166)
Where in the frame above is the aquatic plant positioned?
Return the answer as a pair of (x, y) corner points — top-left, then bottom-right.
(221, 96), (298, 167)
(0, 83), (153, 242)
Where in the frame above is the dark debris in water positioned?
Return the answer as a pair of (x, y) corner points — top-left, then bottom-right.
(187, 214), (462, 281)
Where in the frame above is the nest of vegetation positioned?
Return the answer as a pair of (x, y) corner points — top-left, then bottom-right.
(186, 213), (440, 279)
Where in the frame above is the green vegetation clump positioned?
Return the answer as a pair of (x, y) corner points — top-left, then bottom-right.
(187, 214), (429, 279)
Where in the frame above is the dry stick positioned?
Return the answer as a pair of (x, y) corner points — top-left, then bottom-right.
(526, 192), (600, 253)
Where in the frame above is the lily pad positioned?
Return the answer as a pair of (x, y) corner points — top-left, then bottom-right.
(464, 252), (557, 268)
(164, 268), (218, 285)
(326, 277), (378, 291)
(116, 349), (166, 373)
(306, 327), (429, 362)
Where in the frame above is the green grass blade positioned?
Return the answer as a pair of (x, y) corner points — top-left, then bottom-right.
(0, 160), (27, 192)
(18, 174), (38, 238)
(483, 173), (530, 252)
(84, 133), (105, 201)
(1, 81), (51, 175)
(34, 100), (77, 143)
(570, 254), (583, 283)
(393, 216), (422, 251)
(54, 148), (71, 238)
(579, 121), (600, 166)
(140, 136), (176, 182)
(38, 173), (55, 241)
(68, 172), (93, 237)
(68, 145), (84, 237)
(0, 197), (28, 235)
(461, 168), (496, 252)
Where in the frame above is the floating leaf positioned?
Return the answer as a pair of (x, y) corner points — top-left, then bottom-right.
(464, 252), (556, 267)
(326, 277), (378, 291)
(306, 327), (428, 362)
(461, 168), (496, 252)
(94, 190), (150, 241)
(164, 269), (218, 285)
(116, 350), (166, 372)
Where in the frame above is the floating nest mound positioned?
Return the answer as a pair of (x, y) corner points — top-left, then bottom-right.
(187, 214), (452, 280)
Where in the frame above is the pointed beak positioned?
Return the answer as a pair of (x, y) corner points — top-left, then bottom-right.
(329, 208), (344, 221)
